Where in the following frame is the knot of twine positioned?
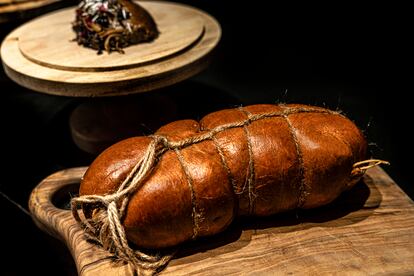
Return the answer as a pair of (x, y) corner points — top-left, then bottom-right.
(71, 135), (174, 273)
(70, 106), (384, 274)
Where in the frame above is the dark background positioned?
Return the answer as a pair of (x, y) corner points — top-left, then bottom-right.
(0, 1), (411, 275)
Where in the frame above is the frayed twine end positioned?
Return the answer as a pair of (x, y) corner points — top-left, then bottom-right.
(351, 159), (390, 177)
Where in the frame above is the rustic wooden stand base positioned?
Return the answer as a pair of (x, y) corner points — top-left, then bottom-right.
(69, 94), (178, 154)
(29, 166), (414, 275)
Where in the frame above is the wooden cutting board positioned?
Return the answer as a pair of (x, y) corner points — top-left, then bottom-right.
(29, 166), (414, 275)
(1, 1), (221, 97)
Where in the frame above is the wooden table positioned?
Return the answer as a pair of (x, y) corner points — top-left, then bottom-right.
(29, 166), (414, 275)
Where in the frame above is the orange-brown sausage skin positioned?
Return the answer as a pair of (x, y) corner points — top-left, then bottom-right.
(80, 104), (367, 249)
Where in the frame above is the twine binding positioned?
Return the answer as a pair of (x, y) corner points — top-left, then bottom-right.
(71, 106), (386, 274)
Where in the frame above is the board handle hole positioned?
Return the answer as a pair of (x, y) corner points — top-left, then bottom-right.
(52, 183), (80, 210)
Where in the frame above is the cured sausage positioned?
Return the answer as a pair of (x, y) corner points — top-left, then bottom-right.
(78, 104), (368, 249)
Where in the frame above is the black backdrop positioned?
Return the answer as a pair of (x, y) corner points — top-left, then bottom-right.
(0, 1), (411, 275)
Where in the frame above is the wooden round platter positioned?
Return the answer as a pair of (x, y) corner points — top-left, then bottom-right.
(0, 0), (64, 24)
(1, 1), (221, 96)
(29, 166), (414, 275)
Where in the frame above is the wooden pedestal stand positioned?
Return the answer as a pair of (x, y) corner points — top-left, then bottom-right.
(1, 0), (221, 153)
(1, 1), (220, 96)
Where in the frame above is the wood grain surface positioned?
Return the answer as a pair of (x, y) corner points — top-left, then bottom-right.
(1, 1), (221, 97)
(18, 3), (204, 71)
(29, 166), (414, 275)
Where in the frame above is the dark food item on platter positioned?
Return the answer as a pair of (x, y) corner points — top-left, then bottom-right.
(72, 0), (158, 54)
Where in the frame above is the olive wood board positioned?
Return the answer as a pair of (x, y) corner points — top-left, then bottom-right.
(1, 1), (221, 96)
(29, 166), (414, 275)
(0, 0), (62, 24)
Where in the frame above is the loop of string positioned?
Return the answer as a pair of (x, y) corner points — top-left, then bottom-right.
(70, 106), (383, 274)
(351, 159), (390, 177)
